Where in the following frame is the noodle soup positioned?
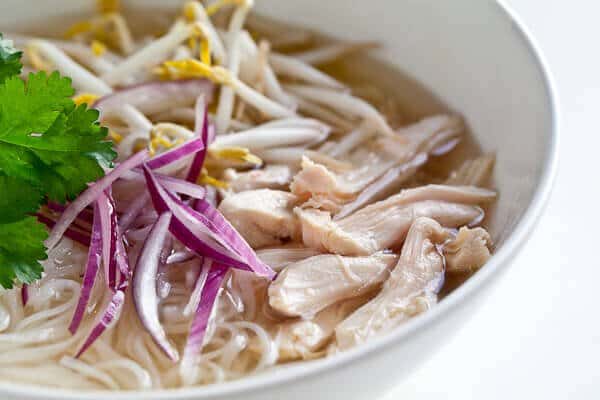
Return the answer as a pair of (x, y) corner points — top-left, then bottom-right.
(0, 0), (496, 391)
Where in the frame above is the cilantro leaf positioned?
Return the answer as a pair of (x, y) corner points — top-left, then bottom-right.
(0, 34), (22, 84)
(0, 175), (43, 224)
(0, 217), (48, 289)
(0, 35), (116, 288)
(0, 71), (116, 208)
(0, 72), (75, 148)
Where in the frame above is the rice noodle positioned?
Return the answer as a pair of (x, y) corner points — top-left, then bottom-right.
(1, 227), (281, 388)
(60, 356), (120, 390)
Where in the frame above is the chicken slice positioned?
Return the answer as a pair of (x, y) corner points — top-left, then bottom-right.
(218, 189), (301, 248)
(334, 152), (428, 219)
(223, 165), (292, 192)
(256, 245), (321, 272)
(335, 217), (449, 349)
(269, 252), (398, 318)
(445, 154), (495, 186)
(276, 295), (370, 362)
(290, 157), (354, 212)
(444, 226), (492, 273)
(291, 115), (463, 212)
(297, 184), (496, 256)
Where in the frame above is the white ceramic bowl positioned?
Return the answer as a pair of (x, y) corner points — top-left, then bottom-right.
(0, 1), (558, 399)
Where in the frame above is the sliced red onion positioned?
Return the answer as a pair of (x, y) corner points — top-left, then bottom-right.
(207, 125), (216, 145)
(69, 218), (93, 235)
(98, 191), (118, 290)
(168, 215), (249, 270)
(157, 270), (172, 300)
(183, 258), (210, 317)
(145, 137), (205, 171)
(192, 197), (275, 279)
(159, 232), (174, 266)
(125, 225), (152, 242)
(69, 203), (103, 334)
(107, 192), (131, 284)
(335, 153), (429, 220)
(36, 214), (91, 246)
(120, 170), (207, 200)
(203, 186), (218, 208)
(185, 99), (209, 183)
(46, 150), (149, 249)
(159, 176), (207, 200)
(118, 193), (149, 232)
(181, 262), (228, 371)
(47, 202), (94, 224)
(95, 79), (213, 116)
(166, 249), (195, 265)
(21, 285), (29, 306)
(75, 289), (125, 358)
(45, 201), (65, 212)
(132, 212), (179, 361)
(143, 166), (275, 279)
(143, 166), (253, 270)
(75, 208), (131, 358)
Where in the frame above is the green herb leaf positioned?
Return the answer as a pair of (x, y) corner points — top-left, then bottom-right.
(0, 217), (48, 289)
(0, 71), (116, 207)
(0, 175), (43, 224)
(0, 34), (116, 288)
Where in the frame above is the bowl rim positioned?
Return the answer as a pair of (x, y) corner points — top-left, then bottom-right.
(0, 1), (559, 399)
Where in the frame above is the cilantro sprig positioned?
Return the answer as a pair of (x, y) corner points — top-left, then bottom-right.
(0, 34), (116, 288)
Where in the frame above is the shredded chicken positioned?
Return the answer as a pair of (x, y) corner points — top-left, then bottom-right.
(335, 217), (449, 349)
(296, 185), (495, 256)
(269, 252), (398, 318)
(218, 189), (301, 248)
(444, 227), (492, 273)
(334, 153), (428, 219)
(223, 165), (292, 192)
(291, 115), (464, 212)
(276, 295), (370, 362)
(290, 157), (353, 212)
(256, 245), (321, 272)
(446, 154), (496, 186)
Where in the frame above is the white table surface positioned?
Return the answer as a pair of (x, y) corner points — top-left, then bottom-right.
(385, 1), (599, 399)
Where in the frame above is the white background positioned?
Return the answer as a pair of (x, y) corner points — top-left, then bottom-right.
(385, 1), (600, 399)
